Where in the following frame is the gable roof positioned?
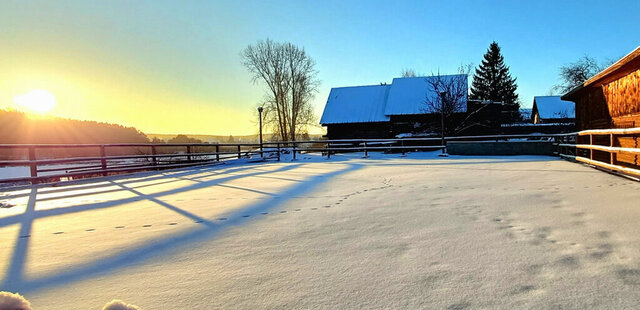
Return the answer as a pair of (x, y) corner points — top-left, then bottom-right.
(563, 46), (640, 100)
(320, 74), (468, 125)
(533, 96), (575, 119)
(319, 84), (391, 125)
(384, 75), (468, 115)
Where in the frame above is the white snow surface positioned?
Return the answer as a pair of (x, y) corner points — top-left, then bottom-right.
(2, 152), (640, 309)
(319, 85), (391, 124)
(533, 96), (575, 119)
(320, 75), (468, 125)
(384, 75), (468, 115)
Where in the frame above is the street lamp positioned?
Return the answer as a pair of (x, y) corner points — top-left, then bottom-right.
(257, 106), (263, 158)
(439, 91), (448, 157)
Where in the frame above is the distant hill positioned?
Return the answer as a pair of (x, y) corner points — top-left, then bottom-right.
(0, 109), (151, 159)
(0, 109), (149, 144)
(0, 108), (324, 145)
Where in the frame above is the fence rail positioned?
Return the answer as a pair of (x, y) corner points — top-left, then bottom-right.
(0, 142), (283, 185)
(557, 126), (640, 179)
(0, 133), (573, 186)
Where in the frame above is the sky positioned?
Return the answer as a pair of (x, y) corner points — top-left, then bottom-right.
(1, 0), (639, 136)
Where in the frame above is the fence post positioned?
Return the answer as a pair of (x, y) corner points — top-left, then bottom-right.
(99, 145), (107, 176)
(292, 142), (297, 160)
(401, 139), (406, 157)
(151, 146), (157, 169)
(363, 141), (368, 158)
(276, 143), (281, 161)
(215, 145), (220, 162)
(237, 145), (241, 159)
(589, 134), (593, 160)
(28, 146), (38, 184)
(633, 136), (638, 166)
(187, 145), (192, 162)
(326, 142), (331, 159)
(610, 133), (615, 165)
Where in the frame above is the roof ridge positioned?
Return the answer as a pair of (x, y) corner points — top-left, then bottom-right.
(330, 84), (390, 90)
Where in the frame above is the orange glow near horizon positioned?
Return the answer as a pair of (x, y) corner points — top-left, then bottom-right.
(0, 57), (324, 136)
(0, 65), (265, 136)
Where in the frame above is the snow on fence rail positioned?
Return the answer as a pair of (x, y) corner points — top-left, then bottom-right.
(0, 133), (573, 186)
(558, 126), (640, 180)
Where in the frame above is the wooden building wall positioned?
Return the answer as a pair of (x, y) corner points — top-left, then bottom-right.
(603, 68), (640, 128)
(572, 69), (640, 168)
(573, 87), (611, 131)
(325, 122), (392, 139)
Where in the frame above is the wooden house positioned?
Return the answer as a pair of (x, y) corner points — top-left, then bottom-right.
(562, 46), (640, 167)
(531, 96), (575, 124)
(320, 75), (468, 139)
(319, 84), (393, 139)
(562, 47), (640, 130)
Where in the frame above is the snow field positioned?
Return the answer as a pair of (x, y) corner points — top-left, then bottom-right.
(1, 152), (640, 309)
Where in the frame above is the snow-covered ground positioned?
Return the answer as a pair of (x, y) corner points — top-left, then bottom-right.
(1, 152), (640, 309)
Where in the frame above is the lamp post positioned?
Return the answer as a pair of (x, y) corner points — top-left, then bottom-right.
(439, 91), (448, 157)
(257, 106), (263, 158)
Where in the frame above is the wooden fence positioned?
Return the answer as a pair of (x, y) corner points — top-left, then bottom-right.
(0, 132), (593, 186)
(558, 127), (640, 179)
(0, 142), (282, 184)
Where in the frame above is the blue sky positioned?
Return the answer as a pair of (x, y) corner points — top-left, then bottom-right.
(1, 0), (639, 135)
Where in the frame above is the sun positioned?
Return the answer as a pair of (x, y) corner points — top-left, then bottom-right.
(13, 89), (57, 113)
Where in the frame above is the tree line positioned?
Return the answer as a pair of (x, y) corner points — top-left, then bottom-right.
(0, 110), (241, 160)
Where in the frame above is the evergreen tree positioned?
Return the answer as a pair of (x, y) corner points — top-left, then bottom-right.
(470, 42), (521, 123)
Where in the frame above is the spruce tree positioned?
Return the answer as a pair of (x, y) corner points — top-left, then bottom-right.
(470, 42), (521, 123)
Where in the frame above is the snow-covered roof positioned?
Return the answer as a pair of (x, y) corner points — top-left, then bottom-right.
(533, 96), (575, 119)
(320, 85), (391, 124)
(384, 75), (468, 115)
(320, 75), (468, 125)
(519, 108), (533, 121)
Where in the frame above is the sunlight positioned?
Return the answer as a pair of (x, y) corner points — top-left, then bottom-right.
(13, 89), (57, 113)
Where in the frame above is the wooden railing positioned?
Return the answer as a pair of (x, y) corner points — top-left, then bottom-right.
(282, 133), (568, 159)
(558, 127), (640, 179)
(0, 133), (573, 186)
(0, 142), (283, 184)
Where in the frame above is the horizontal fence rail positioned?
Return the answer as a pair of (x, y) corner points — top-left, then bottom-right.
(0, 142), (284, 185)
(282, 134), (568, 160)
(557, 126), (640, 180)
(0, 133), (574, 186)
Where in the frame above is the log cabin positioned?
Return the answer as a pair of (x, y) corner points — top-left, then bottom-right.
(562, 46), (640, 130)
(562, 46), (640, 168)
(531, 96), (575, 124)
(320, 75), (468, 139)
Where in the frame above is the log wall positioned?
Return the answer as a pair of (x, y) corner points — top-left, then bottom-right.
(603, 69), (640, 119)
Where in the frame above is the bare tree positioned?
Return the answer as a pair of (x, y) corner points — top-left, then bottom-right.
(242, 39), (319, 141)
(552, 55), (614, 94)
(423, 65), (470, 135)
(401, 68), (417, 77)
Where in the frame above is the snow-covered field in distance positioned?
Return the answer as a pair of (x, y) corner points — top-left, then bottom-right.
(1, 151), (640, 309)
